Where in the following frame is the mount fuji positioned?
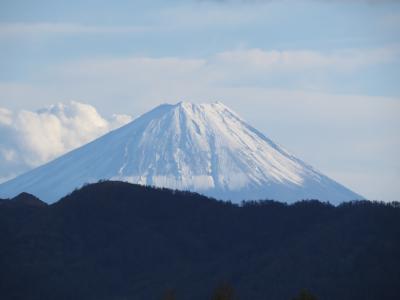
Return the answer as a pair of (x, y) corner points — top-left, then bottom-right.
(0, 102), (362, 204)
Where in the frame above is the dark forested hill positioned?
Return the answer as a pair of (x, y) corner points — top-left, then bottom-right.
(0, 181), (399, 300)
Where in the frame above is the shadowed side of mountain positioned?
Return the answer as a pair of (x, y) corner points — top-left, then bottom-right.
(0, 181), (398, 300)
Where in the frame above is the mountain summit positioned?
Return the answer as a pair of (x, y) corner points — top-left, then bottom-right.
(0, 102), (362, 204)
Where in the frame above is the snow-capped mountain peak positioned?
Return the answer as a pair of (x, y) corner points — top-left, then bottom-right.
(0, 101), (362, 204)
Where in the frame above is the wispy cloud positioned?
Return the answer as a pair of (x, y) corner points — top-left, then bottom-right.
(215, 47), (400, 71)
(1, 45), (397, 111)
(55, 46), (400, 80)
(0, 22), (150, 37)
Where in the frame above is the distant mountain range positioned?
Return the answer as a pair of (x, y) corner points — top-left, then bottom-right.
(0, 181), (398, 300)
(0, 102), (362, 204)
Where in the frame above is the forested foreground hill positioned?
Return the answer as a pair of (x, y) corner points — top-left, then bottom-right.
(0, 181), (399, 300)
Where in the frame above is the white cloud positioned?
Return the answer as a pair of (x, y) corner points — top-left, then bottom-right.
(53, 47), (399, 93)
(0, 107), (13, 125)
(0, 22), (149, 37)
(3, 46), (399, 113)
(110, 113), (134, 126)
(215, 47), (400, 71)
(37, 46), (399, 116)
(0, 101), (132, 183)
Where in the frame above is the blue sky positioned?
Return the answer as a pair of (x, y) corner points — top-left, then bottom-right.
(0, 0), (399, 201)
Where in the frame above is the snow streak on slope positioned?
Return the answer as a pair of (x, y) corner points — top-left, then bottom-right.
(0, 102), (363, 204)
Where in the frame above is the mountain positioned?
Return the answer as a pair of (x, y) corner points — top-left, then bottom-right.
(8, 192), (47, 207)
(0, 101), (362, 204)
(0, 181), (398, 300)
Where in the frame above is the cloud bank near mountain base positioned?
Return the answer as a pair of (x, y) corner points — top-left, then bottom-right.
(0, 101), (132, 183)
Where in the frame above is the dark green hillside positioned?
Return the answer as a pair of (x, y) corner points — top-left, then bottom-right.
(0, 181), (399, 300)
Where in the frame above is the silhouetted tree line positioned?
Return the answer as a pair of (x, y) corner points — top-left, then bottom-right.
(0, 181), (399, 300)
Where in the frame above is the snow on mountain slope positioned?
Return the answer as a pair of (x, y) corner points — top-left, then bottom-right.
(0, 102), (363, 204)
